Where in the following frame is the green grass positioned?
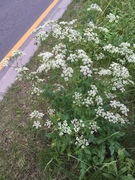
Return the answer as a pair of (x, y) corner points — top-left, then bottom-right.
(0, 0), (135, 179)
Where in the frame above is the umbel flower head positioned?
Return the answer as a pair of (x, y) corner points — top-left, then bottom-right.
(87, 4), (102, 12)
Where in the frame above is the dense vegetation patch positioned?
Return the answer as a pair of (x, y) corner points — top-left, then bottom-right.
(0, 0), (135, 179)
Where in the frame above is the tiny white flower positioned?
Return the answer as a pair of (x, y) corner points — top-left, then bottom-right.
(33, 121), (41, 129)
(58, 120), (72, 135)
(32, 85), (43, 96)
(61, 67), (74, 81)
(44, 120), (53, 128)
(12, 50), (26, 58)
(98, 27), (109, 33)
(75, 135), (89, 148)
(87, 4), (102, 12)
(107, 13), (119, 23)
(98, 69), (112, 76)
(30, 110), (44, 119)
(80, 65), (92, 77)
(84, 28), (99, 44)
(95, 53), (105, 60)
(1, 58), (9, 67)
(48, 108), (55, 115)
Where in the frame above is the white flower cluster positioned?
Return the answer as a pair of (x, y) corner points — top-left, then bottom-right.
(73, 85), (103, 107)
(33, 25), (44, 33)
(68, 49), (93, 77)
(97, 62), (134, 92)
(75, 135), (89, 149)
(87, 22), (109, 34)
(103, 42), (135, 64)
(52, 20), (81, 43)
(56, 117), (100, 148)
(55, 117), (100, 148)
(89, 121), (100, 134)
(43, 20), (57, 27)
(38, 52), (53, 63)
(36, 62), (51, 73)
(67, 49), (94, 78)
(33, 121), (41, 129)
(105, 92), (117, 99)
(83, 96), (94, 107)
(53, 83), (65, 93)
(52, 43), (67, 55)
(52, 54), (66, 69)
(119, 42), (131, 55)
(33, 20), (56, 41)
(103, 44), (119, 53)
(107, 13), (119, 23)
(96, 106), (128, 124)
(27, 71), (38, 80)
(80, 65), (92, 77)
(44, 119), (53, 128)
(84, 28), (99, 44)
(98, 27), (109, 33)
(127, 54), (135, 63)
(73, 92), (82, 106)
(30, 110), (44, 129)
(34, 19), (80, 43)
(0, 58), (9, 68)
(61, 67), (74, 81)
(81, 56), (92, 66)
(82, 85), (99, 107)
(59, 19), (77, 26)
(87, 4), (102, 12)
(15, 66), (29, 80)
(88, 85), (98, 97)
(31, 85), (43, 96)
(37, 52), (66, 74)
(67, 29), (82, 42)
(33, 20), (56, 33)
(27, 72), (43, 82)
(82, 24), (108, 47)
(98, 69), (111, 76)
(95, 95), (103, 106)
(30, 110), (44, 119)
(37, 48), (75, 82)
(67, 53), (78, 62)
(95, 53), (105, 60)
(77, 49), (93, 65)
(58, 120), (72, 136)
(47, 108), (55, 115)
(109, 62), (134, 92)
(71, 118), (85, 133)
(110, 100), (129, 116)
(87, 21), (96, 29)
(12, 50), (26, 59)
(52, 24), (63, 39)
(35, 31), (48, 41)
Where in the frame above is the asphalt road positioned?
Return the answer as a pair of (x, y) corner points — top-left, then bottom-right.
(0, 0), (53, 61)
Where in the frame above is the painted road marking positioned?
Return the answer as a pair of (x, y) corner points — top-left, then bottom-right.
(0, 0), (59, 71)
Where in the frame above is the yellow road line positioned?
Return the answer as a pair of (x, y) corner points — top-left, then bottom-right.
(0, 0), (59, 70)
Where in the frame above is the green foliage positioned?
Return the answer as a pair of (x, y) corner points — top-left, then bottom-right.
(25, 0), (135, 179)
(102, 149), (135, 180)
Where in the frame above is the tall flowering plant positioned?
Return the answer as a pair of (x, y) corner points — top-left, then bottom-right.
(17, 3), (135, 178)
